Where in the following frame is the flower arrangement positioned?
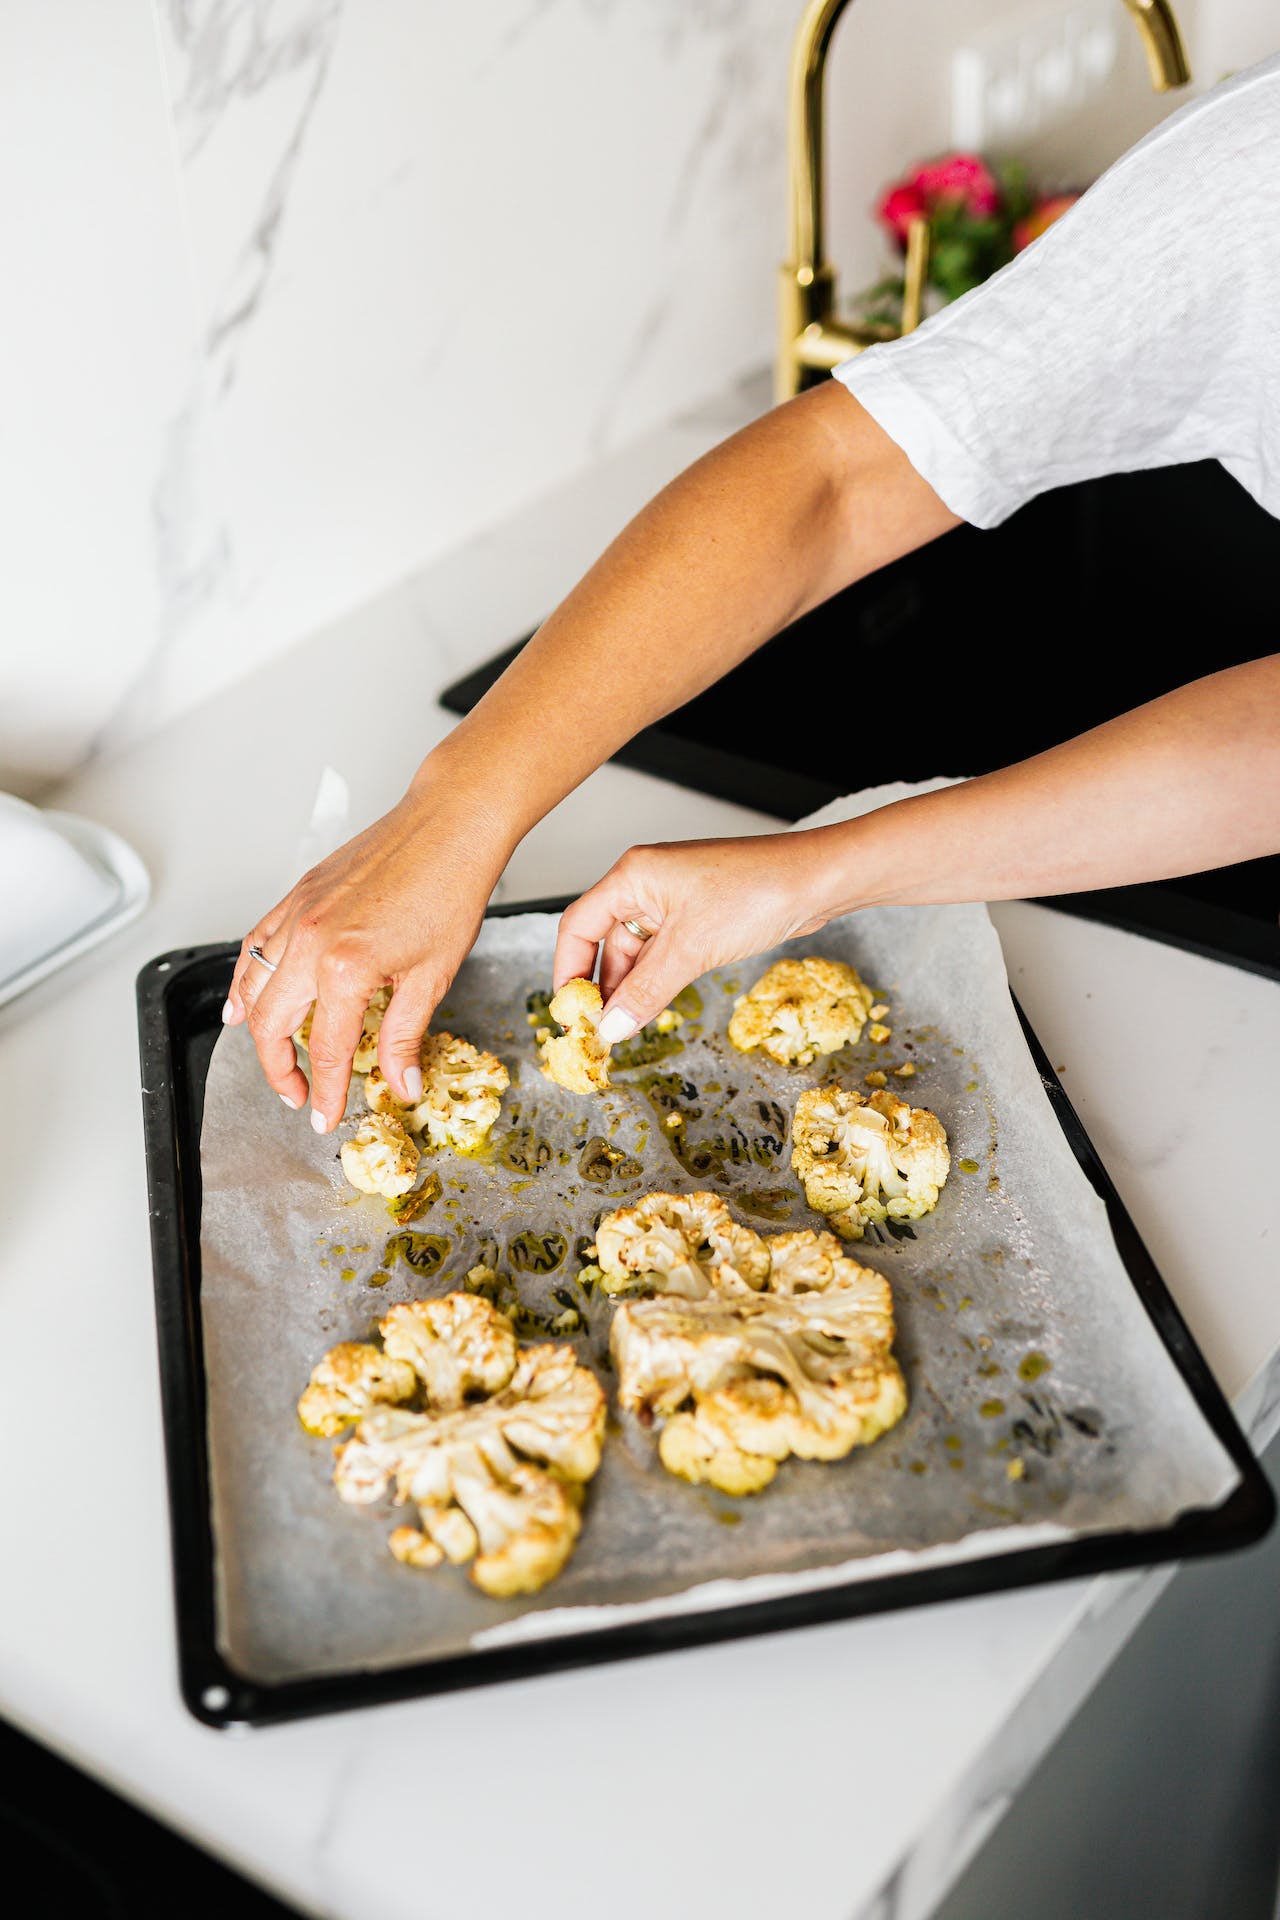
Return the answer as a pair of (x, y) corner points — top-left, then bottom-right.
(853, 151), (1082, 331)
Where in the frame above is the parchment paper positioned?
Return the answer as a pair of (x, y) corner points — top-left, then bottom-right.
(200, 900), (1237, 1683)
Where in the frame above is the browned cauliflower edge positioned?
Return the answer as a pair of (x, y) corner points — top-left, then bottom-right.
(791, 1085), (950, 1240)
(727, 957), (875, 1067)
(304, 1295), (606, 1598)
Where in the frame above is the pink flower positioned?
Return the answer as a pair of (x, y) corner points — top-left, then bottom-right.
(1012, 191), (1082, 251)
(877, 181), (929, 247)
(910, 153), (1001, 217)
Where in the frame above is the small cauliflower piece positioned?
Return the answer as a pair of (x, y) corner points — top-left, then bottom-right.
(453, 1454), (583, 1597)
(611, 1230), (905, 1493)
(329, 1322), (606, 1596)
(791, 1086), (950, 1239)
(295, 987), (390, 1071)
(539, 978), (611, 1094)
(297, 1342), (417, 1436)
(353, 986), (392, 1072)
(340, 1113), (419, 1198)
(594, 1190), (770, 1299)
(411, 1032), (509, 1152)
(728, 957), (874, 1067)
(364, 1065), (413, 1125)
(379, 1293), (517, 1410)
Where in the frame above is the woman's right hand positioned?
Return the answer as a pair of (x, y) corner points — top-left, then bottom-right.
(224, 780), (514, 1132)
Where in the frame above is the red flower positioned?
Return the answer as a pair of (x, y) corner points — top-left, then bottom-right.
(877, 181), (929, 246)
(1012, 191), (1081, 252)
(910, 153), (1000, 217)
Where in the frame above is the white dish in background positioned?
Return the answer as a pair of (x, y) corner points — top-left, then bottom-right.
(0, 795), (150, 1008)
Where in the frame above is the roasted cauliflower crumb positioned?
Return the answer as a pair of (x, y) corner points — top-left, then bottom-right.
(340, 1112), (420, 1197)
(727, 957), (874, 1067)
(611, 1225), (905, 1494)
(791, 1085), (950, 1239)
(324, 1313), (605, 1597)
(539, 978), (611, 1094)
(368, 1032), (508, 1152)
(297, 1341), (417, 1436)
(594, 1190), (770, 1299)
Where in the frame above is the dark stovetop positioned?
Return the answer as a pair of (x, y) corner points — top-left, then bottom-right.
(442, 459), (1279, 980)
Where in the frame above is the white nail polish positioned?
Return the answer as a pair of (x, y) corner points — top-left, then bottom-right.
(221, 999), (234, 1024)
(403, 1066), (424, 1103)
(280, 1094), (300, 1109)
(598, 1008), (637, 1046)
(311, 1111), (328, 1133)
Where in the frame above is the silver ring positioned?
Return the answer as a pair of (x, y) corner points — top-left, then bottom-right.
(622, 918), (654, 942)
(247, 943), (279, 975)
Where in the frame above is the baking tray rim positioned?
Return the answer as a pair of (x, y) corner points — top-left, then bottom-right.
(136, 907), (1275, 1730)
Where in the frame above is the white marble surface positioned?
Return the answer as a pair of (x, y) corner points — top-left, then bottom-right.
(0, 391), (1277, 1920)
(12, 0), (1273, 795)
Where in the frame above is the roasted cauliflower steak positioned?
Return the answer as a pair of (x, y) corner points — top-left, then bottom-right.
(367, 1031), (508, 1154)
(610, 1223), (905, 1494)
(791, 1085), (950, 1239)
(727, 956), (875, 1067)
(307, 1297), (606, 1598)
(594, 1189), (771, 1299)
(538, 978), (611, 1094)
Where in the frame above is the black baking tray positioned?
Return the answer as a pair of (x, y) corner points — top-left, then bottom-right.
(137, 913), (1274, 1729)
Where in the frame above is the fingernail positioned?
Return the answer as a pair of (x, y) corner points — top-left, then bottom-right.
(598, 1008), (637, 1046)
(403, 1066), (424, 1103)
(221, 999), (234, 1024)
(280, 1093), (300, 1109)
(311, 1111), (329, 1134)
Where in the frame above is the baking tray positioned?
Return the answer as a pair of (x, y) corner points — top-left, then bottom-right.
(137, 910), (1274, 1729)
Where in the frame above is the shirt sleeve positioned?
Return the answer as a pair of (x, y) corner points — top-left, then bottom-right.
(832, 57), (1280, 529)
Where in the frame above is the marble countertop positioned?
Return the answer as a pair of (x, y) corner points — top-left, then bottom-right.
(2, 383), (1277, 1920)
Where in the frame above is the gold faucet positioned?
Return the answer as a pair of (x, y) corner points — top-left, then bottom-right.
(777, 0), (1191, 401)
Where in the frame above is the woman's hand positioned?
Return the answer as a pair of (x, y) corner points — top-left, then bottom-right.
(225, 783), (514, 1131)
(554, 830), (842, 1043)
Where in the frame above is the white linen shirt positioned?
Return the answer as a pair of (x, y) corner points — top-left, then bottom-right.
(834, 55), (1280, 528)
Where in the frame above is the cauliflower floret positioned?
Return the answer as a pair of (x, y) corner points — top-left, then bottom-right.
(791, 1086), (950, 1239)
(594, 1190), (770, 1299)
(611, 1231), (904, 1494)
(340, 1112), (419, 1197)
(400, 1032), (509, 1152)
(379, 1293), (517, 1411)
(295, 986), (391, 1071)
(296, 1342), (417, 1436)
(727, 957), (874, 1067)
(328, 1322), (605, 1596)
(539, 978), (611, 1094)
(451, 1453), (583, 1597)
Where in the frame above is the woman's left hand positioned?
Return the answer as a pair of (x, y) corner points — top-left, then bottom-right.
(554, 830), (843, 1044)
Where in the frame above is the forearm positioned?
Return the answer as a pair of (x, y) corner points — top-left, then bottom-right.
(814, 657), (1280, 910)
(415, 386), (957, 848)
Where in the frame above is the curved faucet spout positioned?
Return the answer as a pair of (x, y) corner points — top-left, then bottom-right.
(779, 0), (1190, 400)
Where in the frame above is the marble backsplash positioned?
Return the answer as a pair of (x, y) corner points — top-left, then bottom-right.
(3, 0), (1272, 797)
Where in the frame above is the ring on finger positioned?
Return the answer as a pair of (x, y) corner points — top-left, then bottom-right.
(622, 918), (655, 942)
(248, 943), (280, 975)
